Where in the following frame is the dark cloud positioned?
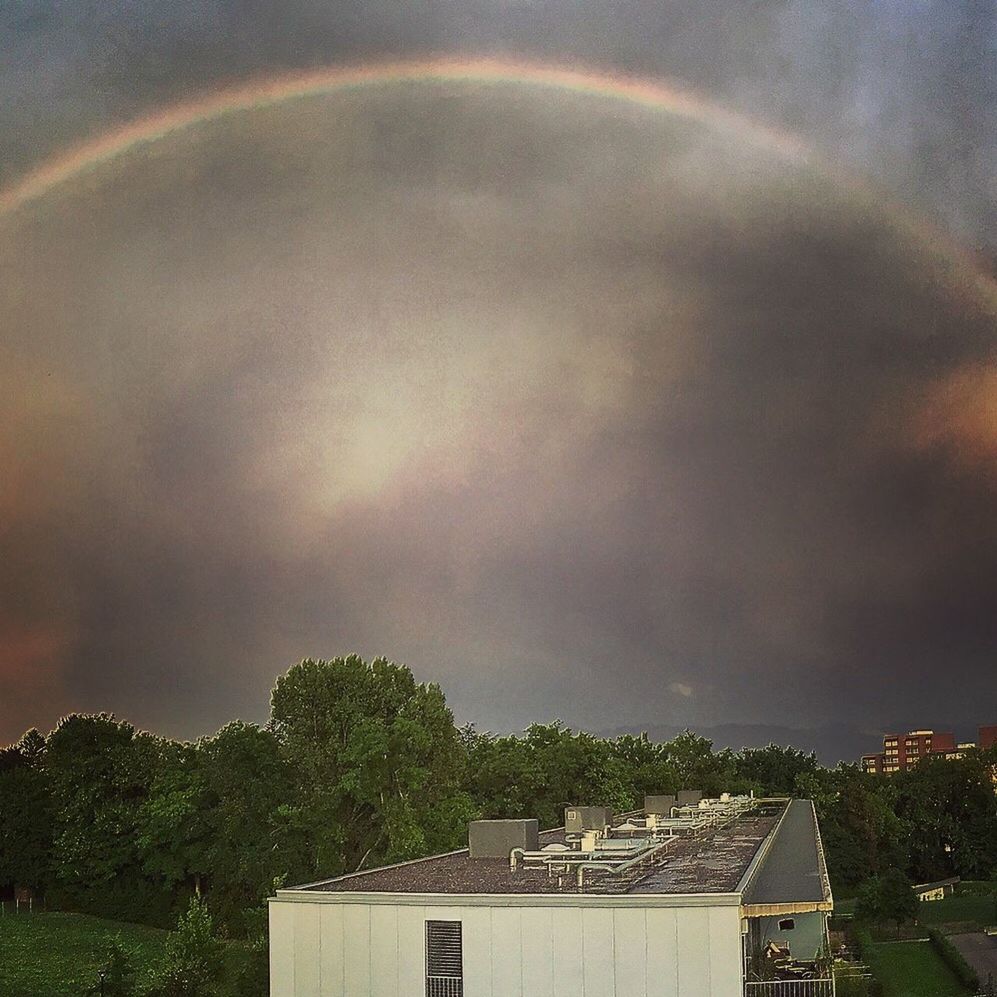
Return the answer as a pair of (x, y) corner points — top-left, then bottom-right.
(0, 79), (993, 742)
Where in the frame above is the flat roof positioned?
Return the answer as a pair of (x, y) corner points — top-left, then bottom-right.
(741, 800), (831, 910)
(296, 800), (789, 897)
(914, 876), (960, 892)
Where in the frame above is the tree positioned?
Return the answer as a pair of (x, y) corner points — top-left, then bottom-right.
(464, 732), (545, 820)
(855, 876), (884, 923)
(892, 753), (997, 882)
(44, 713), (174, 923)
(878, 869), (919, 936)
(148, 896), (223, 997)
(233, 900), (270, 997)
(136, 741), (211, 898)
(520, 723), (633, 826)
(198, 722), (293, 930)
(0, 729), (53, 893)
(609, 733), (679, 802)
(737, 744), (819, 796)
(661, 730), (744, 796)
(817, 768), (908, 887)
(856, 870), (918, 937)
(464, 723), (636, 829)
(269, 655), (472, 879)
(45, 714), (155, 888)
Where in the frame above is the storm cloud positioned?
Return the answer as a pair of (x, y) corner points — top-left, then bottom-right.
(1, 74), (993, 743)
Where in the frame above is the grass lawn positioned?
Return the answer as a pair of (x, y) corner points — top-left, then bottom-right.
(835, 896), (857, 916)
(918, 893), (997, 931)
(835, 886), (996, 929)
(0, 911), (253, 997)
(866, 940), (972, 997)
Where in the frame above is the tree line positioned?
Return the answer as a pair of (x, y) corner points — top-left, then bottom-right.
(2, 654), (996, 943)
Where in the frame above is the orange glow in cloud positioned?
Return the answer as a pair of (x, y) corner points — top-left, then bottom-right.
(0, 627), (65, 682)
(913, 365), (997, 469)
(0, 624), (74, 742)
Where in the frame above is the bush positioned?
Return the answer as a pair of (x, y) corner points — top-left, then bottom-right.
(232, 935), (269, 997)
(146, 897), (223, 997)
(927, 927), (980, 992)
(48, 880), (184, 930)
(847, 922), (874, 960)
(835, 975), (884, 997)
(955, 880), (995, 896)
(84, 938), (137, 997)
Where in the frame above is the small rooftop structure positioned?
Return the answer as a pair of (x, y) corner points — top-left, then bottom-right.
(467, 818), (538, 859)
(914, 876), (960, 901)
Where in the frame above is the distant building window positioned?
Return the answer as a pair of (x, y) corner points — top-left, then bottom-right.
(426, 920), (463, 997)
(778, 918), (796, 931)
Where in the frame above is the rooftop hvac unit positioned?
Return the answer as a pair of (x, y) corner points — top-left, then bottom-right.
(468, 819), (539, 859)
(677, 790), (703, 806)
(564, 806), (612, 834)
(644, 794), (677, 816)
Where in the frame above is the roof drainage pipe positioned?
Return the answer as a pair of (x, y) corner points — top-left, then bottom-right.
(572, 839), (677, 889)
(510, 846), (649, 871)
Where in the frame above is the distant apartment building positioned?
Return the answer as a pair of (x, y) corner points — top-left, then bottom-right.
(270, 794), (835, 996)
(861, 725), (996, 775)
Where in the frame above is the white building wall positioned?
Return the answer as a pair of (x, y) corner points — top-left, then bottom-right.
(270, 897), (744, 997)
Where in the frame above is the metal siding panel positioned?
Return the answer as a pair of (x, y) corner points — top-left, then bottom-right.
(396, 904), (426, 993)
(293, 903), (321, 997)
(461, 906), (493, 997)
(675, 908), (711, 997)
(613, 908), (647, 997)
(490, 907), (524, 997)
(269, 902), (295, 997)
(552, 907), (584, 997)
(581, 907), (615, 997)
(520, 907), (555, 997)
(644, 908), (678, 997)
(370, 904), (399, 997)
(318, 905), (345, 996)
(343, 904), (371, 993)
(707, 907), (742, 997)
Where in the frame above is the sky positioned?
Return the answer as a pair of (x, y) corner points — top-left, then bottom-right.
(1, 0), (995, 748)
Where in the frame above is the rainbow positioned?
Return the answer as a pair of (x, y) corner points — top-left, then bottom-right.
(0, 56), (993, 305)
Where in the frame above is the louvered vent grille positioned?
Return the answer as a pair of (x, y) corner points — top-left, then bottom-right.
(426, 920), (463, 997)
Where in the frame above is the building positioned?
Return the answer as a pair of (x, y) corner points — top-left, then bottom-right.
(862, 728), (955, 774)
(861, 724), (997, 774)
(860, 753), (884, 776)
(938, 743), (977, 762)
(269, 795), (835, 996)
(913, 877), (960, 902)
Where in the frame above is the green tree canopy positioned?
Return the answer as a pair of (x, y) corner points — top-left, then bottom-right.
(0, 730), (52, 892)
(856, 868), (918, 934)
(269, 655), (472, 879)
(45, 714), (157, 888)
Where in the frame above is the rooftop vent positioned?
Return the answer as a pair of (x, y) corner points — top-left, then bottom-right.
(468, 819), (539, 859)
(564, 806), (611, 834)
(677, 790), (703, 806)
(644, 794), (677, 816)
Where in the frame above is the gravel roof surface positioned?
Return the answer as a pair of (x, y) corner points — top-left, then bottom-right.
(303, 803), (786, 896)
